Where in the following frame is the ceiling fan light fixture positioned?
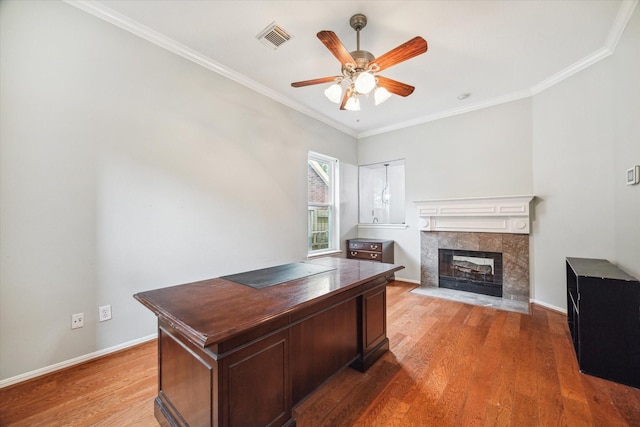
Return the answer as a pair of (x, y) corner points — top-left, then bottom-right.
(290, 14), (427, 112)
(374, 86), (392, 105)
(324, 83), (343, 103)
(345, 95), (360, 111)
(354, 71), (376, 94)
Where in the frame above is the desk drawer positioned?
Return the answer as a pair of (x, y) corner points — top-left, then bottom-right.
(348, 250), (383, 262)
(348, 241), (383, 252)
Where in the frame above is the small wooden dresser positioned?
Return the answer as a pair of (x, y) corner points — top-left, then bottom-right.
(347, 239), (394, 264)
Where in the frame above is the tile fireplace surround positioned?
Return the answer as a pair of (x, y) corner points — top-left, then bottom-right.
(416, 196), (533, 302)
(420, 231), (529, 301)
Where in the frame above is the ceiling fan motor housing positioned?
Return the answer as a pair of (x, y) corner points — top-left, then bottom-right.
(344, 50), (375, 74)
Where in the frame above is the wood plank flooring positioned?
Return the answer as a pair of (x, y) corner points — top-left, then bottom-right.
(1, 281), (639, 426)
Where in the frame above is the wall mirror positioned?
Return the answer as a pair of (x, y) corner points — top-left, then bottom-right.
(358, 159), (405, 224)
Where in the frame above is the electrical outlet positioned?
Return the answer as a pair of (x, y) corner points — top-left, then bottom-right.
(71, 313), (84, 329)
(99, 305), (112, 322)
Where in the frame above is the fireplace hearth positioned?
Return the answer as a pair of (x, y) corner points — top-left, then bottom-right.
(438, 249), (503, 297)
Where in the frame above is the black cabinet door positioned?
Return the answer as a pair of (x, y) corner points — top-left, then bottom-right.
(579, 278), (640, 385)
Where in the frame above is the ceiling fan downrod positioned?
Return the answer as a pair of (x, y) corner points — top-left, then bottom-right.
(350, 14), (367, 51)
(347, 14), (375, 75)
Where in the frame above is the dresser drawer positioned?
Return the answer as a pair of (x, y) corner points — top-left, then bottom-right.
(348, 241), (383, 252)
(346, 239), (394, 264)
(348, 250), (383, 262)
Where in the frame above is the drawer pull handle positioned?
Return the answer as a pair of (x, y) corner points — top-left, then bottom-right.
(370, 253), (378, 259)
(350, 251), (358, 256)
(370, 245), (379, 250)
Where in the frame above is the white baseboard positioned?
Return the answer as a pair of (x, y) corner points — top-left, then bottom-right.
(0, 333), (157, 389)
(392, 277), (421, 285)
(530, 298), (566, 314)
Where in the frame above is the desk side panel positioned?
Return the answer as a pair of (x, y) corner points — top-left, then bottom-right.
(364, 286), (387, 352)
(158, 324), (214, 426)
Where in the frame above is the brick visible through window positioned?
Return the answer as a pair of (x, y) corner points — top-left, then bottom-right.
(308, 152), (338, 254)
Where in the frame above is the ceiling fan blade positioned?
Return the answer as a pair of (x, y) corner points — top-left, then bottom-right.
(376, 76), (415, 97)
(373, 36), (428, 72)
(291, 76), (340, 87)
(317, 30), (356, 67)
(339, 87), (352, 110)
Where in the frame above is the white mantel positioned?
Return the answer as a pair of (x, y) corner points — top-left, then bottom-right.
(415, 195), (534, 234)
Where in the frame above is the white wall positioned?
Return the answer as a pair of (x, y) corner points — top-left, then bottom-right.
(532, 6), (640, 308)
(357, 99), (534, 283)
(612, 7), (640, 279)
(531, 59), (616, 307)
(0, 1), (357, 382)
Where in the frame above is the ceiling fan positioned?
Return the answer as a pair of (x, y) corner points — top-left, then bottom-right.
(291, 14), (428, 111)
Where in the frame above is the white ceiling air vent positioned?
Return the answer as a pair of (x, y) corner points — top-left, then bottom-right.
(257, 22), (292, 50)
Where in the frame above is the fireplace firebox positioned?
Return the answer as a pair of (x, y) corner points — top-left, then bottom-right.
(438, 249), (503, 297)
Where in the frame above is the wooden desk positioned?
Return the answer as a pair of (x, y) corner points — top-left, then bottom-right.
(134, 258), (404, 427)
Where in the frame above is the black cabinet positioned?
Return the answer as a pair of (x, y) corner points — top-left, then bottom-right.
(566, 257), (640, 388)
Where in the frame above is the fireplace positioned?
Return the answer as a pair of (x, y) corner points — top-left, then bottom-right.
(438, 249), (503, 297)
(415, 196), (534, 302)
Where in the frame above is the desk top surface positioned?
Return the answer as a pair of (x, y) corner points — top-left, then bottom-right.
(134, 258), (403, 348)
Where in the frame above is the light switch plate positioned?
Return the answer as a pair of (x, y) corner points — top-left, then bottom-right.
(626, 165), (640, 185)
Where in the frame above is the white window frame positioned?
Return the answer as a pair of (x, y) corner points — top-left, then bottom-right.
(307, 151), (340, 257)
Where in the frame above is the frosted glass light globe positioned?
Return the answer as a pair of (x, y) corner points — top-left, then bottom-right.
(354, 72), (376, 94)
(344, 96), (360, 111)
(324, 83), (342, 104)
(374, 86), (392, 105)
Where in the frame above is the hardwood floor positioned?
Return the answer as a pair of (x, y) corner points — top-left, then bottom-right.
(1, 281), (639, 426)
(0, 341), (157, 426)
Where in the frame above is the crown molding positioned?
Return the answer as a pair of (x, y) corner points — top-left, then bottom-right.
(529, 0), (637, 96)
(361, 0), (638, 138)
(358, 89), (534, 138)
(64, 0), (357, 138)
(606, 0), (638, 50)
(529, 47), (612, 96)
(65, 0), (637, 140)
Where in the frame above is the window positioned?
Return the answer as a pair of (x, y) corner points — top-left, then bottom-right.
(358, 159), (405, 224)
(308, 151), (339, 255)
